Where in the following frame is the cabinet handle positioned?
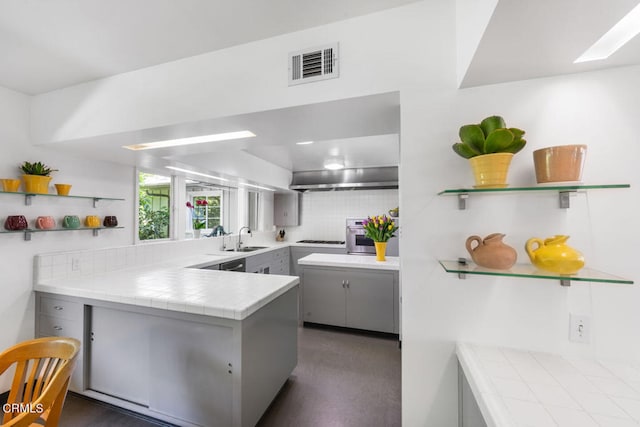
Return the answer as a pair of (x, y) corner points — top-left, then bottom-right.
(341, 280), (345, 288)
(345, 280), (350, 288)
(53, 326), (63, 331)
(53, 306), (64, 310)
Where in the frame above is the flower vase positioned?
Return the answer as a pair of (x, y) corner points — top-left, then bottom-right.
(374, 241), (387, 261)
(193, 229), (201, 239)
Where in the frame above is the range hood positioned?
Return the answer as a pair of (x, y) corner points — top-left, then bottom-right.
(289, 167), (398, 191)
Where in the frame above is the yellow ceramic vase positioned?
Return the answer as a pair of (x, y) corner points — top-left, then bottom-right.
(22, 175), (51, 194)
(374, 242), (387, 262)
(468, 153), (513, 188)
(525, 235), (585, 274)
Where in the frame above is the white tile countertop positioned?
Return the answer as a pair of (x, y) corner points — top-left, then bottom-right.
(457, 342), (640, 427)
(297, 253), (400, 271)
(35, 253), (299, 321)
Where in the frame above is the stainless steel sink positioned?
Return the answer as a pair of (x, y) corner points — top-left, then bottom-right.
(225, 246), (268, 252)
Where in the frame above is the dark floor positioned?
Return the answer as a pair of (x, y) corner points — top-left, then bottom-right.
(59, 326), (401, 427)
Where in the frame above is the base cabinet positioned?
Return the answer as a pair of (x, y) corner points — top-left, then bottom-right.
(36, 295), (86, 392)
(35, 288), (298, 427)
(302, 266), (398, 334)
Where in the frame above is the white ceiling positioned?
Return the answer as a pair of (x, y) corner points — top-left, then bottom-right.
(0, 0), (420, 95)
(460, 0), (640, 87)
(5, 0), (640, 179)
(49, 92), (400, 173)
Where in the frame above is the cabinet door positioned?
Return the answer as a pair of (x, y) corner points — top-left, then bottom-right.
(302, 268), (346, 327)
(89, 306), (150, 405)
(274, 193), (299, 226)
(345, 270), (395, 333)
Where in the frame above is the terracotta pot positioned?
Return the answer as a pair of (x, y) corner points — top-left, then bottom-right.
(533, 144), (586, 183)
(468, 153), (513, 188)
(466, 233), (517, 270)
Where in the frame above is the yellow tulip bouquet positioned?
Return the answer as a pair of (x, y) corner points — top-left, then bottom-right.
(362, 215), (398, 242)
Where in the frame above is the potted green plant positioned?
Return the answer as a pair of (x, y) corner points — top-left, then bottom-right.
(19, 161), (58, 194)
(452, 115), (526, 188)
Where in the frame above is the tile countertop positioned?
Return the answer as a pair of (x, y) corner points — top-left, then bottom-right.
(457, 342), (640, 427)
(35, 252), (299, 321)
(297, 253), (400, 271)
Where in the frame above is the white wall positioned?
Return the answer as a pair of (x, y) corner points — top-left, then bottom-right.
(284, 189), (399, 242)
(400, 65), (640, 426)
(0, 85), (135, 390)
(21, 2), (640, 426)
(30, 3), (442, 145)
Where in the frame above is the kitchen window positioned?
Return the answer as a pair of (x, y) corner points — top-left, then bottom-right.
(187, 190), (223, 233)
(138, 172), (172, 240)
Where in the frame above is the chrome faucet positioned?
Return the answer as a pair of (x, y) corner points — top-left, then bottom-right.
(237, 226), (252, 250)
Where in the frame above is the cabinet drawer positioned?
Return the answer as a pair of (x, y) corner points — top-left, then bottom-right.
(39, 315), (83, 339)
(40, 296), (83, 321)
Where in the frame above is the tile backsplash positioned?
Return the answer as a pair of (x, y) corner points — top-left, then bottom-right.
(34, 231), (275, 283)
(284, 189), (399, 242)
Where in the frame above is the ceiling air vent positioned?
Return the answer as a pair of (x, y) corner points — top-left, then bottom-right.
(288, 43), (339, 86)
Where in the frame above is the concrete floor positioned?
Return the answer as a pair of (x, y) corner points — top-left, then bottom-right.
(60, 326), (401, 426)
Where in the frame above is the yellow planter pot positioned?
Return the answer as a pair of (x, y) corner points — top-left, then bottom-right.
(374, 241), (387, 261)
(22, 175), (52, 194)
(468, 153), (513, 188)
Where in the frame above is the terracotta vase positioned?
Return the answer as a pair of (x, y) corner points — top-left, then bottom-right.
(466, 233), (517, 269)
(374, 241), (387, 261)
(468, 153), (513, 188)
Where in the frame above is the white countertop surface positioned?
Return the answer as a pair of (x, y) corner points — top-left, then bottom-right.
(35, 251), (299, 321)
(457, 342), (640, 427)
(297, 253), (400, 271)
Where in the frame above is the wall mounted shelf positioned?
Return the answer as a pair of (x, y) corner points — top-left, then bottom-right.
(437, 184), (630, 209)
(0, 190), (125, 207)
(439, 259), (633, 287)
(0, 227), (125, 241)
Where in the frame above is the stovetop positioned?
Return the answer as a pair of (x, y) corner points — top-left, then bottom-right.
(297, 240), (345, 244)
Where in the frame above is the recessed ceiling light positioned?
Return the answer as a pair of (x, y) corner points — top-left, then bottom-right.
(296, 141), (314, 145)
(324, 159), (345, 170)
(123, 130), (256, 150)
(165, 166), (229, 182)
(574, 3), (640, 63)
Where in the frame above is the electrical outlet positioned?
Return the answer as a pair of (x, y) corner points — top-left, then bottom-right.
(71, 257), (80, 271)
(569, 314), (590, 343)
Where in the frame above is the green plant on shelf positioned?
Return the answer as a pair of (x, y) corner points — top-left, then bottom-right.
(452, 115), (526, 159)
(19, 161), (58, 176)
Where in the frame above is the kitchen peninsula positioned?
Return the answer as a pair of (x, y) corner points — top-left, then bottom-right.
(34, 254), (299, 427)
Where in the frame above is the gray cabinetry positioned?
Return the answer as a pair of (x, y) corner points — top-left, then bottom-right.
(245, 247), (291, 275)
(302, 266), (398, 334)
(274, 193), (299, 226)
(89, 306), (150, 405)
(271, 247), (290, 275)
(246, 251), (273, 274)
(36, 295), (85, 392)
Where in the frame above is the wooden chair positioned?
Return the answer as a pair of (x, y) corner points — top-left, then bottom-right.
(0, 337), (80, 427)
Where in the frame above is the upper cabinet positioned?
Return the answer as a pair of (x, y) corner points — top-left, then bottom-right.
(274, 193), (299, 226)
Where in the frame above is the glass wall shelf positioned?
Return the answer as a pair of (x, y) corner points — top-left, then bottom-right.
(0, 227), (124, 241)
(439, 259), (634, 287)
(437, 184), (630, 209)
(0, 190), (125, 207)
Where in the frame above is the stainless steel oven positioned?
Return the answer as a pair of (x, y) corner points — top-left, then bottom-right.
(346, 218), (399, 256)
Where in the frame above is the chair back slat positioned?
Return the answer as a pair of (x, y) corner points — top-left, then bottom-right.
(0, 337), (80, 427)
